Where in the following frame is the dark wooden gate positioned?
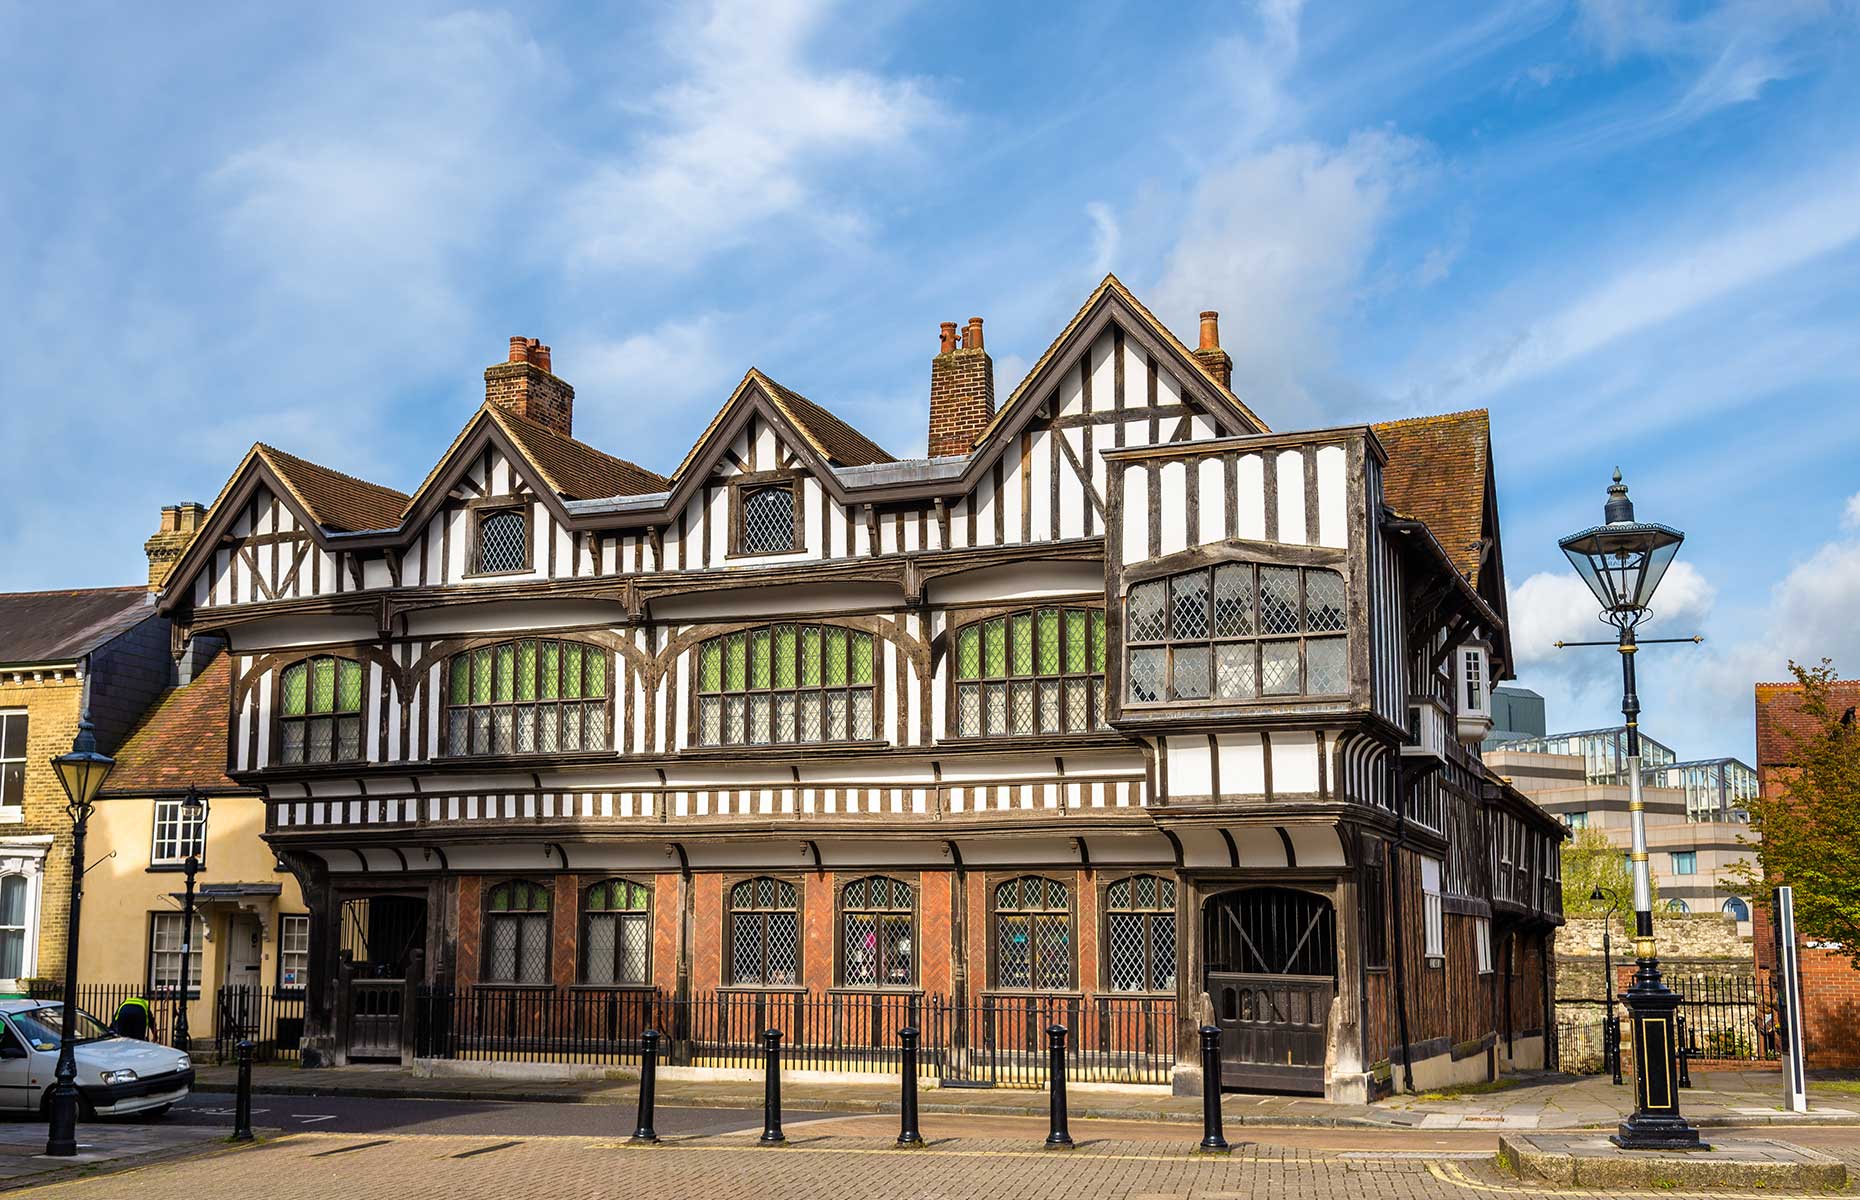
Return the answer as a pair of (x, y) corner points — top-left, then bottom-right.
(1204, 887), (1336, 1094)
(347, 979), (405, 1061)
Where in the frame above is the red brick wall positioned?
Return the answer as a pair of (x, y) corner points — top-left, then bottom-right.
(928, 347), (994, 458)
(455, 876), (481, 987)
(653, 874), (681, 993)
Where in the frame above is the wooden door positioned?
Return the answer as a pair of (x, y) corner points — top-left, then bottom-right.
(1202, 887), (1336, 1094)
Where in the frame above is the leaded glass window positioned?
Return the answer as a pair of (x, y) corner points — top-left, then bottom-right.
(729, 877), (799, 986)
(992, 875), (1072, 991)
(476, 508), (529, 573)
(840, 876), (914, 988)
(277, 656), (365, 764)
(695, 625), (878, 747)
(581, 879), (651, 986)
(739, 484), (797, 554)
(952, 609), (1107, 738)
(1105, 875), (1176, 992)
(1124, 564), (1348, 703)
(484, 879), (551, 985)
(445, 639), (611, 756)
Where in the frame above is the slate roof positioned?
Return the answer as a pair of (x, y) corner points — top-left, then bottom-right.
(0, 586), (154, 666)
(256, 445), (410, 533)
(486, 406), (670, 501)
(98, 653), (246, 794)
(1373, 410), (1492, 580)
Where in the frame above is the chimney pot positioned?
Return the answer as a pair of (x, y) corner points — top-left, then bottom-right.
(939, 322), (958, 355)
(929, 315), (995, 458)
(509, 336), (530, 364)
(144, 502), (207, 592)
(1198, 311), (1220, 351)
(964, 317), (984, 352)
(487, 335), (575, 435)
(531, 343), (552, 375)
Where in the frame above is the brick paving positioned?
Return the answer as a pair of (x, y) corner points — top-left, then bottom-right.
(16, 1128), (1860, 1200)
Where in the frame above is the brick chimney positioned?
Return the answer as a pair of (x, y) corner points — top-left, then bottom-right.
(928, 316), (995, 458)
(144, 502), (206, 591)
(1194, 310), (1233, 390)
(485, 336), (575, 436)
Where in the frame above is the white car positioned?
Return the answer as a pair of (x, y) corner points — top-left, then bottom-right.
(0, 999), (194, 1118)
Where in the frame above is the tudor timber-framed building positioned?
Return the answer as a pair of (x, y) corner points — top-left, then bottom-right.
(154, 277), (1564, 1099)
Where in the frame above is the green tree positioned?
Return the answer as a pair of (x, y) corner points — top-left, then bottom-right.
(1561, 823), (1656, 917)
(1730, 660), (1860, 969)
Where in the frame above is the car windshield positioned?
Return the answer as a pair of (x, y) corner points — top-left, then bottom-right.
(7, 1005), (111, 1051)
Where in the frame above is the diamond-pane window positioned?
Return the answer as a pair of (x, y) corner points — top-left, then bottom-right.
(1124, 563), (1350, 706)
(992, 876), (1071, 991)
(1105, 873), (1175, 992)
(839, 875), (915, 988)
(277, 656), (365, 765)
(740, 484), (796, 554)
(695, 624), (876, 746)
(484, 880), (550, 984)
(951, 608), (1105, 737)
(729, 876), (800, 985)
(444, 639), (609, 757)
(477, 509), (528, 573)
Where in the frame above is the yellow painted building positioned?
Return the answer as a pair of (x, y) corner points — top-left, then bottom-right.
(84, 652), (308, 1047)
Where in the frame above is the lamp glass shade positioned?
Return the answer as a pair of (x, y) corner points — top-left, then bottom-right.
(1590, 886), (1606, 903)
(1558, 521), (1684, 619)
(50, 748), (114, 811)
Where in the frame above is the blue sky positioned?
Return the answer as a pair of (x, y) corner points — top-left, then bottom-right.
(3, 1), (1857, 759)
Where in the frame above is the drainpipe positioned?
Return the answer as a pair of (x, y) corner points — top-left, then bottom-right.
(1388, 761), (1416, 1094)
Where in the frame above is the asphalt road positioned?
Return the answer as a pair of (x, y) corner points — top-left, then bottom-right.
(165, 1092), (799, 1138)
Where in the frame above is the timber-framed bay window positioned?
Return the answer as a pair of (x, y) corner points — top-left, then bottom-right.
(839, 875), (915, 989)
(1104, 874), (1176, 993)
(445, 639), (610, 757)
(484, 879), (552, 985)
(727, 876), (801, 987)
(277, 655), (365, 764)
(695, 625), (878, 747)
(1125, 562), (1347, 705)
(951, 608), (1107, 738)
(581, 878), (652, 986)
(991, 875), (1073, 992)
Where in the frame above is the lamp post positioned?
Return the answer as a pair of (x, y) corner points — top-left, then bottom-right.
(1559, 470), (1703, 1151)
(1590, 884), (1623, 1084)
(172, 787), (205, 1051)
(45, 712), (115, 1158)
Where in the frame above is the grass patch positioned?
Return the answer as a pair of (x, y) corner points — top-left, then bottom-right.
(1813, 1079), (1860, 1095)
(1415, 1078), (1519, 1102)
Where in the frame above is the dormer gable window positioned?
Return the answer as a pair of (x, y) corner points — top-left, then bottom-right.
(473, 506), (530, 574)
(729, 473), (804, 557)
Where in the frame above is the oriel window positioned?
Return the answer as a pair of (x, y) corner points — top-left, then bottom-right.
(1125, 563), (1347, 704)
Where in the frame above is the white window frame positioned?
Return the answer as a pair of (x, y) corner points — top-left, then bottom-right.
(278, 913), (311, 991)
(149, 911), (206, 998)
(150, 799), (206, 868)
(1420, 856), (1445, 961)
(1474, 917), (1493, 974)
(0, 846), (48, 989)
(0, 711), (26, 821)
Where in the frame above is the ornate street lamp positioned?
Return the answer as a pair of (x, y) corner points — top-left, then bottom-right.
(45, 712), (114, 1158)
(172, 787), (206, 1051)
(1559, 471), (1703, 1151)
(1590, 884), (1624, 1085)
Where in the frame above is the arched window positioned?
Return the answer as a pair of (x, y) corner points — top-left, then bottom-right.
(728, 877), (799, 986)
(484, 880), (551, 985)
(739, 484), (797, 555)
(952, 608), (1106, 737)
(1125, 563), (1347, 703)
(695, 625), (877, 747)
(840, 876), (914, 988)
(278, 655), (365, 764)
(446, 639), (610, 756)
(992, 875), (1072, 991)
(1664, 898), (1691, 914)
(581, 879), (651, 986)
(1105, 874), (1176, 993)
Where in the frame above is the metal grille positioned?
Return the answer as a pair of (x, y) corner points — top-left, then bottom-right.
(478, 509), (527, 572)
(1033, 916), (1070, 989)
(729, 878), (800, 986)
(1108, 914), (1146, 991)
(997, 917), (1032, 989)
(993, 876), (1071, 991)
(730, 915), (762, 985)
(740, 485), (795, 554)
(1107, 875), (1176, 992)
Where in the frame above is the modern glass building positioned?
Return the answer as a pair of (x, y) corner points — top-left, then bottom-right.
(1643, 758), (1758, 823)
(1496, 726), (1678, 787)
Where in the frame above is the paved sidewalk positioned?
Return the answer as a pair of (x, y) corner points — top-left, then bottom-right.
(191, 1063), (1860, 1130)
(0, 1119), (253, 1192)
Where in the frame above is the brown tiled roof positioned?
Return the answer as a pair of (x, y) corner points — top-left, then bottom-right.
(1373, 410), (1492, 580)
(1754, 678), (1860, 770)
(256, 445), (409, 533)
(485, 407), (669, 501)
(760, 375), (894, 468)
(98, 653), (247, 794)
(0, 586), (154, 666)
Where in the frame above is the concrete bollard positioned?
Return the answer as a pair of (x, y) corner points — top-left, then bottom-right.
(759, 1029), (786, 1145)
(1045, 1024), (1073, 1149)
(1197, 1025), (1229, 1153)
(897, 1027), (923, 1147)
(632, 1029), (661, 1143)
(232, 1039), (255, 1143)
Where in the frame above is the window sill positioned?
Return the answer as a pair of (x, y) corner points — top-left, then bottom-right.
(569, 983), (656, 993)
(717, 985), (808, 995)
(469, 982), (558, 992)
(725, 547), (808, 561)
(825, 986), (924, 997)
(461, 567), (535, 580)
(683, 740), (887, 757)
(978, 989), (1085, 1001)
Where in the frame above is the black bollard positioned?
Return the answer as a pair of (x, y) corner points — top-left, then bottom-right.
(1676, 1014), (1692, 1089)
(1197, 1025), (1229, 1153)
(897, 1027), (924, 1147)
(231, 1039), (255, 1143)
(1045, 1024), (1073, 1149)
(759, 1029), (786, 1145)
(632, 1029), (661, 1143)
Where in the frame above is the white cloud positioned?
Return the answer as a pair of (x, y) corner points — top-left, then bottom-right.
(1510, 560), (1715, 674)
(563, 0), (942, 271)
(1844, 490), (1860, 529)
(1085, 203), (1120, 279)
(569, 314), (742, 457)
